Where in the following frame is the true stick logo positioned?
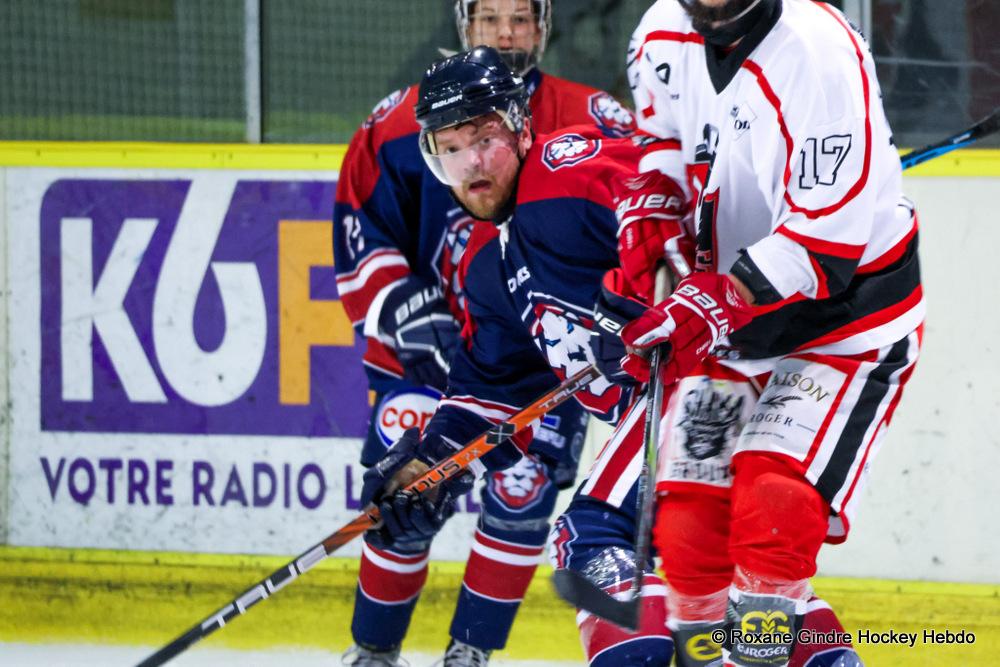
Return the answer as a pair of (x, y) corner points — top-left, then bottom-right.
(201, 543), (326, 630)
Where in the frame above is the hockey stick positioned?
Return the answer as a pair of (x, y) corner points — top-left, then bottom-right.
(900, 107), (1000, 170)
(136, 365), (601, 667)
(553, 266), (673, 632)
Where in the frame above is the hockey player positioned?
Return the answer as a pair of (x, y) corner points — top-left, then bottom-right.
(586, 1), (922, 665)
(364, 46), (866, 667)
(333, 2), (637, 665)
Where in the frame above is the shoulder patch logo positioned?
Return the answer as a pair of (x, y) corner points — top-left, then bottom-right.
(587, 92), (637, 137)
(363, 87), (407, 129)
(542, 133), (602, 171)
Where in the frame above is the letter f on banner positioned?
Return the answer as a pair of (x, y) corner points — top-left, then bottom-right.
(278, 220), (353, 404)
(60, 217), (166, 402)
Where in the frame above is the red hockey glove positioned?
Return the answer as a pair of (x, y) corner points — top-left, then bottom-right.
(620, 273), (754, 385)
(611, 170), (692, 302)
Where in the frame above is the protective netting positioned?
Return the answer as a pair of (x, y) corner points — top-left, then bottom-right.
(871, 0), (1000, 148)
(0, 0), (246, 141)
(0, 0), (996, 146)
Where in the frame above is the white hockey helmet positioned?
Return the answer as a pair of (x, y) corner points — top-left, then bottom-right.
(455, 0), (552, 75)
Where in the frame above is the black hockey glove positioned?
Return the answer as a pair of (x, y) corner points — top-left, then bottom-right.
(361, 428), (473, 548)
(590, 268), (649, 387)
(379, 276), (460, 392)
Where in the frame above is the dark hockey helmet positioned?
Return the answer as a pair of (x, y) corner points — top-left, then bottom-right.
(416, 45), (529, 142)
(455, 0), (551, 75)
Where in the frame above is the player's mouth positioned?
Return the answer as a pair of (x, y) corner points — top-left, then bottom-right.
(468, 179), (492, 194)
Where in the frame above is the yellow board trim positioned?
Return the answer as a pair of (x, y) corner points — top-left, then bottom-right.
(901, 147), (1000, 177)
(0, 141), (347, 171)
(1, 141), (1000, 176)
(2, 546), (998, 664)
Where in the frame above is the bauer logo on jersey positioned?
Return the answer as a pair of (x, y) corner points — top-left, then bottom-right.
(542, 133), (602, 171)
(362, 88), (407, 129)
(587, 92), (637, 138)
(375, 387), (442, 446)
(489, 456), (549, 511)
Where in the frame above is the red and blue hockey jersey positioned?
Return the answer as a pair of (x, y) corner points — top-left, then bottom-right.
(423, 126), (645, 464)
(333, 68), (637, 391)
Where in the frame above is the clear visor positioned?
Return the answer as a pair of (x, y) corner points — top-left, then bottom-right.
(420, 118), (519, 187)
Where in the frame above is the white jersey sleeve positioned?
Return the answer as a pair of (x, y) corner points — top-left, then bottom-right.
(627, 1), (691, 201)
(739, 2), (904, 302)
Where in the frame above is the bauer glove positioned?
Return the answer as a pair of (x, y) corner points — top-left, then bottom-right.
(611, 170), (692, 302)
(590, 269), (649, 386)
(378, 276), (460, 392)
(621, 273), (753, 386)
(361, 428), (472, 548)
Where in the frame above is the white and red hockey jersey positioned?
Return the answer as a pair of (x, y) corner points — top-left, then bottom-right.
(628, 0), (923, 364)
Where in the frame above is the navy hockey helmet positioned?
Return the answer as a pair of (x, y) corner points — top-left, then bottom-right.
(416, 46), (529, 147)
(455, 0), (551, 75)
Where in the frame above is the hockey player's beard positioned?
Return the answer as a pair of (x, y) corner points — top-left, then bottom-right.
(681, 0), (771, 44)
(454, 163), (520, 221)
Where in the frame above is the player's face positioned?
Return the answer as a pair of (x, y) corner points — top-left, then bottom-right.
(467, 0), (540, 56)
(431, 114), (523, 219)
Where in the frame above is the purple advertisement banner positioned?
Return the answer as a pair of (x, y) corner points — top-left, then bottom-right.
(39, 176), (370, 437)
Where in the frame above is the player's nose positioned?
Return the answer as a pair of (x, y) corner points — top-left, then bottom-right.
(497, 18), (514, 40)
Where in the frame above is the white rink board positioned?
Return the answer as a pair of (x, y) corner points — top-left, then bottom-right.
(0, 167), (482, 561)
(816, 177), (1000, 583)
(1, 166), (999, 581)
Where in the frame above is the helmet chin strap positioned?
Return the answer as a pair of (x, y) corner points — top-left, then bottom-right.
(685, 0), (777, 47)
(711, 0), (764, 28)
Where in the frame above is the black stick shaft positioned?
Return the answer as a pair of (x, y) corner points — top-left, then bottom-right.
(900, 108), (1000, 170)
(136, 366), (600, 667)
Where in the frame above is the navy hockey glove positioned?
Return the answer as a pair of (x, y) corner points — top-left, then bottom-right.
(362, 428), (473, 548)
(379, 276), (460, 392)
(590, 269), (649, 387)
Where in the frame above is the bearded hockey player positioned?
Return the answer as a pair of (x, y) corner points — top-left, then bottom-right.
(333, 2), (636, 665)
(363, 46), (869, 667)
(586, 1), (922, 665)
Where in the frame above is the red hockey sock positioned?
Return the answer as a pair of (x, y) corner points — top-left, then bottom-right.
(655, 491), (734, 619)
(729, 454), (829, 585)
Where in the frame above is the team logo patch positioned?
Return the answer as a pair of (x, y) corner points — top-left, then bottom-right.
(660, 374), (755, 489)
(529, 301), (616, 404)
(542, 133), (602, 171)
(678, 383), (746, 460)
(588, 92), (637, 137)
(375, 386), (442, 446)
(434, 208), (477, 295)
(489, 456), (549, 511)
(363, 87), (407, 129)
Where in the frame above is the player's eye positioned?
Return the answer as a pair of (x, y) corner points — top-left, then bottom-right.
(477, 14), (498, 25)
(512, 16), (531, 26)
